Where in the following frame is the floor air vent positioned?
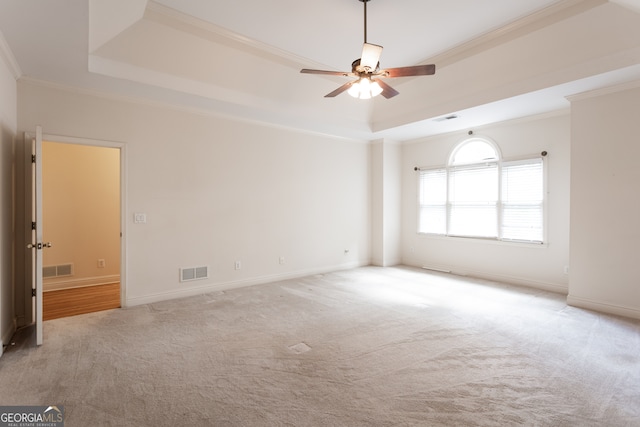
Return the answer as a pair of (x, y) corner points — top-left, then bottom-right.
(180, 266), (208, 282)
(43, 263), (74, 278)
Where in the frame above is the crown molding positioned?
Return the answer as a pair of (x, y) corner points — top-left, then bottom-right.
(17, 76), (368, 143)
(566, 78), (640, 101)
(144, 1), (322, 71)
(403, 108), (570, 145)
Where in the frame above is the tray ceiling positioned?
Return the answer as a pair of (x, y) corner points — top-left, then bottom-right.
(1, 0), (640, 140)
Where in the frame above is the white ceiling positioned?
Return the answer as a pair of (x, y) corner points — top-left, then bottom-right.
(151, 0), (564, 71)
(1, 0), (640, 141)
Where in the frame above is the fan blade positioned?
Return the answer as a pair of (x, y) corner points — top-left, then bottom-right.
(301, 69), (353, 77)
(375, 79), (399, 99)
(379, 64), (436, 78)
(360, 43), (383, 72)
(325, 81), (355, 98)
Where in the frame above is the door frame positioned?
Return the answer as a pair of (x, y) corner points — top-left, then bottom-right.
(42, 133), (127, 310)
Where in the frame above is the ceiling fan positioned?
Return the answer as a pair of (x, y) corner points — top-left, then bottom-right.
(300, 0), (436, 100)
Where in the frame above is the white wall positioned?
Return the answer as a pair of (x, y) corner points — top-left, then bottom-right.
(17, 81), (371, 308)
(568, 84), (640, 319)
(0, 40), (17, 350)
(384, 142), (402, 266)
(371, 140), (402, 267)
(401, 113), (571, 292)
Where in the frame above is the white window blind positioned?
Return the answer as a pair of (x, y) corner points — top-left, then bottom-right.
(417, 138), (545, 243)
(501, 158), (544, 242)
(419, 168), (446, 234)
(449, 163), (498, 238)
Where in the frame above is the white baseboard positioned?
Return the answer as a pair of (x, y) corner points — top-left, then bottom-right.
(125, 261), (365, 307)
(44, 275), (120, 291)
(371, 258), (403, 268)
(567, 294), (640, 320)
(404, 261), (568, 294)
(1, 323), (15, 351)
(458, 270), (568, 294)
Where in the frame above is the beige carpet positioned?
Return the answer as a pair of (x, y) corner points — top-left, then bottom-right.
(1, 266), (639, 426)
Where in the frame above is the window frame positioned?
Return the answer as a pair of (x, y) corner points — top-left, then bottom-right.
(417, 137), (546, 244)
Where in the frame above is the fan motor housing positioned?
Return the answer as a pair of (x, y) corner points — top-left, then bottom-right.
(352, 58), (379, 74)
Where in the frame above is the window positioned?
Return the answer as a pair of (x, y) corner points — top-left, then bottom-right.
(418, 137), (544, 243)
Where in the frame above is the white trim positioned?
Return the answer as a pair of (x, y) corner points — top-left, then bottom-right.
(1, 322), (15, 351)
(18, 77), (368, 144)
(145, 1), (315, 71)
(567, 294), (640, 320)
(404, 110), (570, 147)
(370, 138), (402, 147)
(87, 55), (267, 111)
(448, 135), (502, 165)
(414, 262), (568, 294)
(87, 55), (372, 142)
(126, 261), (364, 307)
(467, 271), (566, 295)
(566, 78), (640, 102)
(0, 28), (21, 78)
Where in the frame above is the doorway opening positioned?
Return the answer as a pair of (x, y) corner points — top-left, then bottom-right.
(41, 140), (122, 320)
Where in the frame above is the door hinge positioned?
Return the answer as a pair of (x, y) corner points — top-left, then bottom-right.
(31, 289), (36, 297)
(31, 154), (36, 163)
(31, 222), (36, 230)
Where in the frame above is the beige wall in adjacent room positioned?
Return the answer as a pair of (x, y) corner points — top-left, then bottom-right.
(42, 141), (120, 290)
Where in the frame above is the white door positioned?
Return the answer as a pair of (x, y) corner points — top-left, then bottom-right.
(26, 125), (49, 345)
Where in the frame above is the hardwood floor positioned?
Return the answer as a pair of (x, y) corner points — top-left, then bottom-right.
(43, 283), (121, 321)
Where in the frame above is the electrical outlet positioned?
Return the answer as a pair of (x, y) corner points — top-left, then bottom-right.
(234, 261), (241, 270)
(279, 256), (285, 265)
(133, 213), (147, 224)
(97, 259), (106, 268)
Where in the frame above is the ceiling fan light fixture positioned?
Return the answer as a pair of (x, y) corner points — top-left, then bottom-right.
(348, 77), (383, 99)
(300, 0), (435, 99)
(370, 80), (383, 97)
